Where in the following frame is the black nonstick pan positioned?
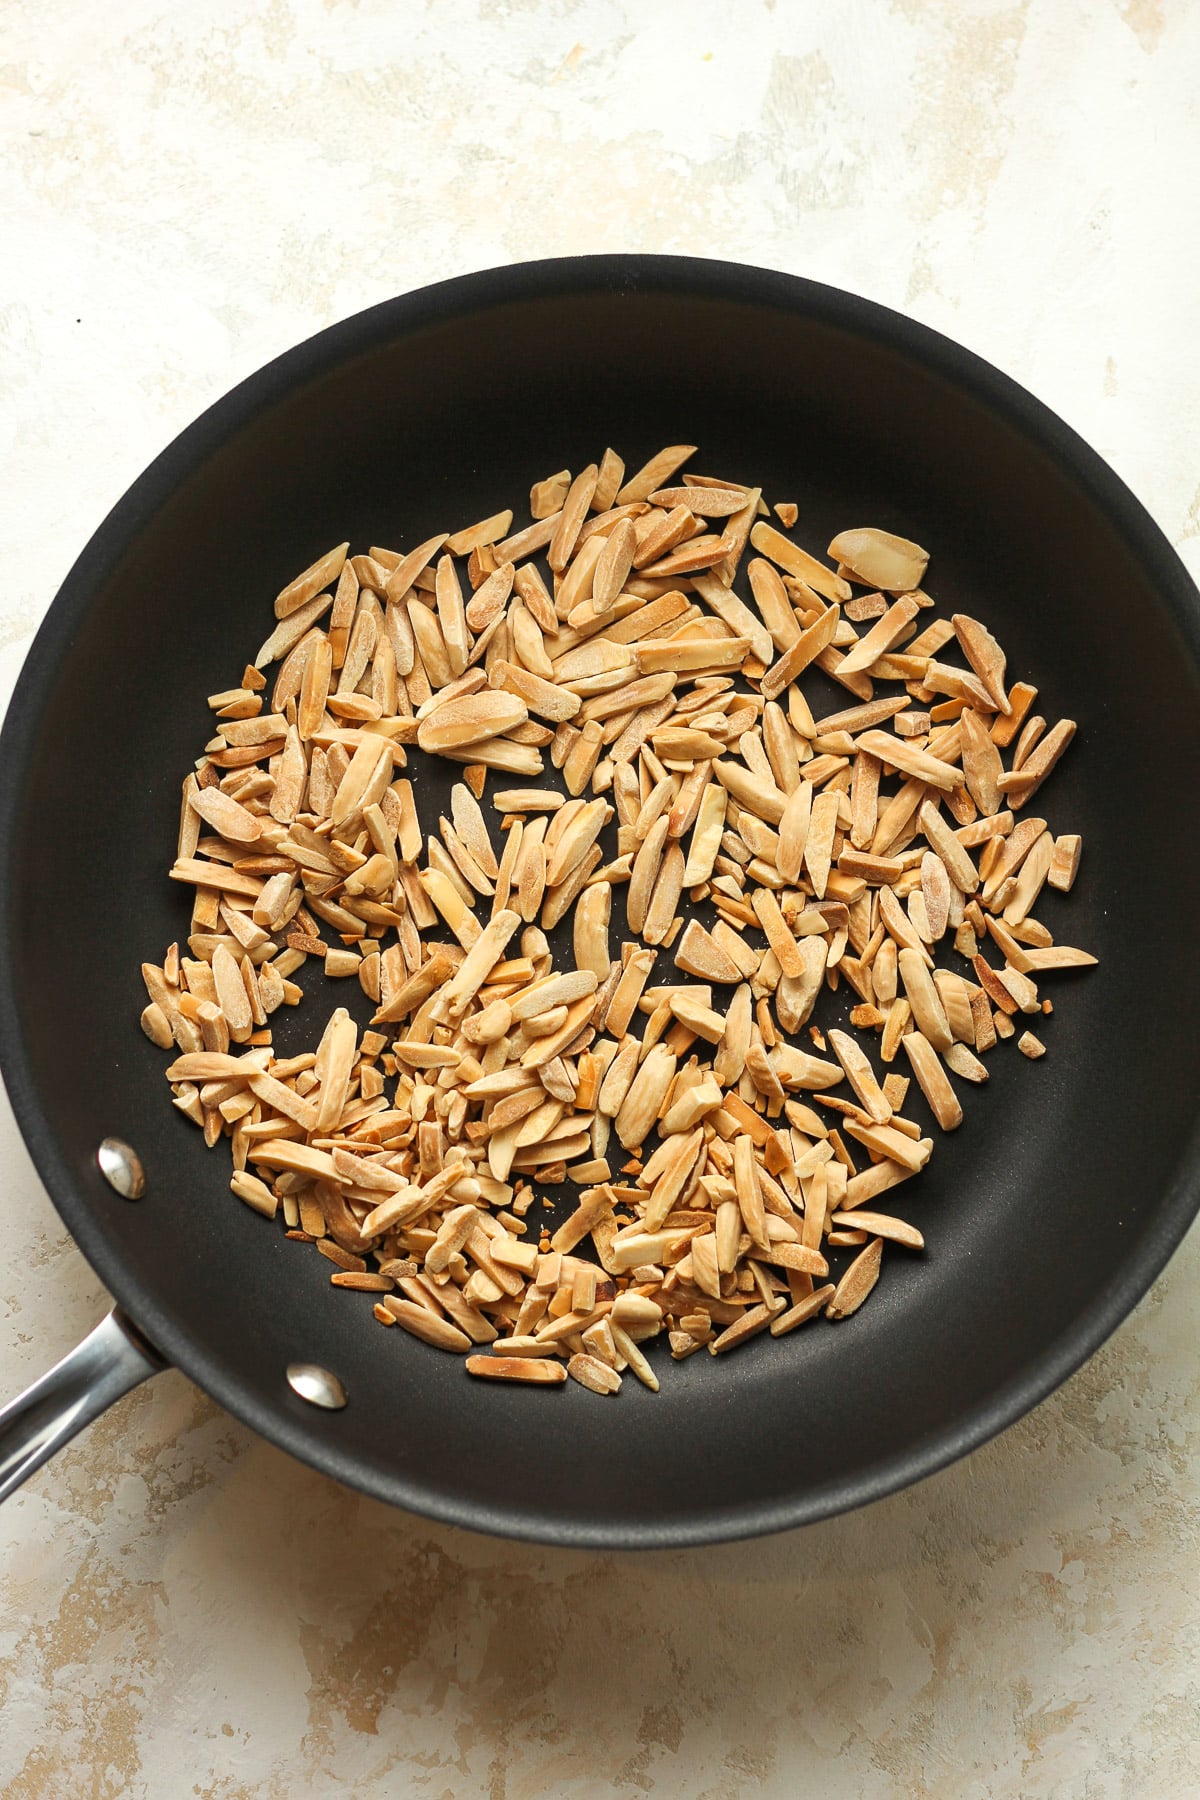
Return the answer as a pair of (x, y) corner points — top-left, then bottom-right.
(1, 256), (1198, 1548)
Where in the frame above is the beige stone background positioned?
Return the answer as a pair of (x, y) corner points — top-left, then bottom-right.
(2, 0), (1199, 1793)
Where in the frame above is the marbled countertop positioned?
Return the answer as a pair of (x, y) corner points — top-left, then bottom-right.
(2, 2), (1199, 1794)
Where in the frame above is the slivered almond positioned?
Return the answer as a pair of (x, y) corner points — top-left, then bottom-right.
(777, 782), (812, 884)
(616, 445), (697, 506)
(827, 1029), (891, 1124)
(828, 527), (928, 593)
(592, 516), (637, 614)
(712, 759), (787, 826)
(1048, 833), (1081, 892)
(446, 510), (513, 557)
(836, 594), (921, 677)
(274, 542), (349, 620)
(952, 614), (1010, 714)
(466, 1354), (566, 1383)
(674, 919), (743, 984)
(688, 573), (773, 664)
(898, 948), (953, 1053)
(548, 465), (599, 571)
(418, 689), (528, 751)
(855, 730), (961, 792)
(751, 888), (804, 978)
(681, 782), (728, 886)
(627, 815), (670, 936)
(803, 791), (841, 901)
(491, 660), (581, 723)
(830, 1210), (923, 1250)
(531, 470), (571, 519)
(650, 485), (748, 516)
(1000, 718), (1076, 802)
(919, 801), (980, 893)
(901, 1031), (962, 1130)
(760, 604), (841, 701)
(826, 1237), (884, 1319)
(1020, 945), (1097, 972)
(751, 523), (851, 602)
(189, 785), (263, 845)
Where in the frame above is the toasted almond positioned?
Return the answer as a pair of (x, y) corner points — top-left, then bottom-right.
(901, 1030), (962, 1130)
(826, 1237), (884, 1319)
(760, 603), (842, 702)
(855, 730), (961, 793)
(530, 469), (571, 519)
(826, 1028), (891, 1124)
(1047, 833), (1082, 892)
(650, 485), (749, 516)
(380, 1298), (471, 1351)
(616, 445), (697, 506)
(685, 571), (772, 665)
(274, 542), (349, 620)
(952, 613), (1010, 713)
(751, 888), (805, 979)
(547, 465), (599, 571)
(830, 1210), (923, 1250)
(466, 1354), (567, 1383)
(711, 1302), (779, 1354)
(836, 594), (921, 677)
(750, 523), (851, 602)
(770, 1284), (836, 1335)
(418, 691), (529, 752)
(567, 1352), (622, 1394)
(828, 527), (928, 593)
(674, 919), (743, 984)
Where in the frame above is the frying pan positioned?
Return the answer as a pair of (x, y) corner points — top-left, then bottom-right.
(1, 256), (1198, 1549)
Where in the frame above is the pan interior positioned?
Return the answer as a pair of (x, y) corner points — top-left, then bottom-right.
(3, 261), (1198, 1546)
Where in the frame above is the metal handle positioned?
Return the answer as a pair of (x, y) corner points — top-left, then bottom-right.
(0, 1308), (166, 1503)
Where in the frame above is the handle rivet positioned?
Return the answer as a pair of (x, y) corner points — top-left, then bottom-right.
(286, 1363), (347, 1410)
(97, 1138), (146, 1200)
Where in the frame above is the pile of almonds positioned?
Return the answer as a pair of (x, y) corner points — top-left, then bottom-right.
(139, 443), (1095, 1398)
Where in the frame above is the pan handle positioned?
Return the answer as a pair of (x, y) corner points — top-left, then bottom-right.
(0, 1308), (166, 1504)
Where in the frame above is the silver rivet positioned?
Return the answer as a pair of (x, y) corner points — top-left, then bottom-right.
(287, 1363), (347, 1410)
(98, 1137), (145, 1200)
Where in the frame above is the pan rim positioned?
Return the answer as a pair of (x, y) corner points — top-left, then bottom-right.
(1, 252), (1198, 1548)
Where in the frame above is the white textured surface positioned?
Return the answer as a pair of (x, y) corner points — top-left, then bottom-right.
(2, 2), (1199, 1793)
